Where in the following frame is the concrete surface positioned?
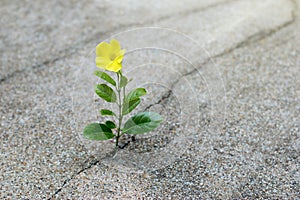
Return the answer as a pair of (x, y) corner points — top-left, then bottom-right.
(0, 0), (299, 199)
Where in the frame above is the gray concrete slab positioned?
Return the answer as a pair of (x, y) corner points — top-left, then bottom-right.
(0, 0), (299, 199)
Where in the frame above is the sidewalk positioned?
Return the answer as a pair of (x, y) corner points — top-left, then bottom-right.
(0, 0), (299, 199)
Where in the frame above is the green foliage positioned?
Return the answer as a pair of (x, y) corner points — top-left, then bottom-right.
(122, 98), (141, 115)
(122, 88), (147, 115)
(95, 84), (117, 103)
(83, 123), (114, 140)
(126, 88), (147, 100)
(123, 112), (163, 134)
(100, 109), (116, 116)
(94, 70), (116, 86)
(105, 120), (117, 129)
(84, 69), (163, 148)
(120, 75), (129, 88)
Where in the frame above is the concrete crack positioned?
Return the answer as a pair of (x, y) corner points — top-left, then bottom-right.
(145, 1), (297, 109)
(0, 54), (68, 83)
(0, 0), (236, 84)
(39, 0), (297, 198)
(47, 158), (99, 200)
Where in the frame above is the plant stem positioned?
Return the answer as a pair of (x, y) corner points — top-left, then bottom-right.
(116, 72), (123, 147)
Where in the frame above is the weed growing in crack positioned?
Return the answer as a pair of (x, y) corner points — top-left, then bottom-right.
(83, 39), (163, 148)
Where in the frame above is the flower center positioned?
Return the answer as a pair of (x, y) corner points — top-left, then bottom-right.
(110, 53), (116, 60)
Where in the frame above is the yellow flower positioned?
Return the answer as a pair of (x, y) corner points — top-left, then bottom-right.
(95, 39), (125, 72)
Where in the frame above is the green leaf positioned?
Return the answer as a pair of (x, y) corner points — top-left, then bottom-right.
(105, 120), (116, 129)
(126, 88), (147, 101)
(95, 84), (117, 103)
(94, 70), (116, 86)
(122, 88), (147, 115)
(122, 98), (141, 115)
(120, 75), (128, 88)
(122, 112), (163, 134)
(83, 123), (115, 140)
(100, 109), (116, 116)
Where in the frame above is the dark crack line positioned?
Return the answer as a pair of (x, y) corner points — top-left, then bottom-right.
(79, 0), (238, 48)
(47, 148), (123, 199)
(0, 54), (68, 84)
(44, 0), (296, 198)
(145, 3), (297, 110)
(0, 0), (236, 84)
(47, 159), (99, 200)
(37, 2), (228, 194)
(139, 0), (239, 26)
(144, 90), (173, 111)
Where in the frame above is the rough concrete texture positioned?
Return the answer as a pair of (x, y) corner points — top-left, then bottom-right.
(0, 0), (299, 199)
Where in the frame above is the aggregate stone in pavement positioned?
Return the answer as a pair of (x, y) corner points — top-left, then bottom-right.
(0, 0), (299, 199)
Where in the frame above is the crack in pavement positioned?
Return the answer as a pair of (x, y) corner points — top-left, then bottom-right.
(0, 57), (63, 83)
(46, 0), (298, 198)
(145, 0), (297, 110)
(47, 158), (99, 200)
(28, 1), (240, 199)
(48, 15), (296, 198)
(0, 0), (236, 85)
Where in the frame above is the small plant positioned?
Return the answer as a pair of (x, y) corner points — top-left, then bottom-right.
(83, 39), (163, 148)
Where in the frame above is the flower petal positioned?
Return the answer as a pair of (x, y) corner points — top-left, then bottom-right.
(96, 42), (111, 57)
(95, 39), (124, 72)
(95, 57), (110, 69)
(106, 60), (122, 72)
(110, 39), (121, 52)
(115, 54), (124, 64)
